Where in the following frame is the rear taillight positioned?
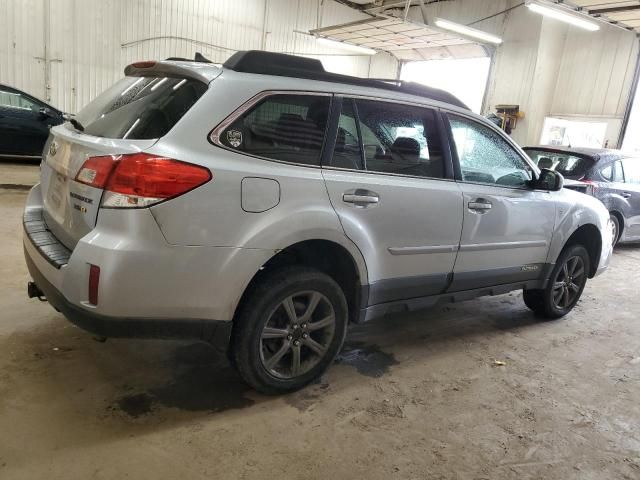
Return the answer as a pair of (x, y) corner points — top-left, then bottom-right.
(74, 153), (211, 208)
(75, 155), (118, 188)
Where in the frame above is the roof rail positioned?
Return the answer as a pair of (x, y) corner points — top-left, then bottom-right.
(222, 50), (469, 110)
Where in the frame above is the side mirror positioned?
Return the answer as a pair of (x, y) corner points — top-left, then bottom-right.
(38, 107), (53, 120)
(534, 168), (564, 191)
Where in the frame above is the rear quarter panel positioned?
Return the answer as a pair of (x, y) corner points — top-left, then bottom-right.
(147, 72), (369, 284)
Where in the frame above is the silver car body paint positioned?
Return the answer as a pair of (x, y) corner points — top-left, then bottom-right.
(24, 59), (612, 329)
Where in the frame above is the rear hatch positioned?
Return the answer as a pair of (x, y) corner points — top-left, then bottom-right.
(40, 69), (212, 249)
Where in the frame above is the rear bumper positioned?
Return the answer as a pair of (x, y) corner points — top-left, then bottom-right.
(23, 183), (273, 341)
(24, 247), (232, 343)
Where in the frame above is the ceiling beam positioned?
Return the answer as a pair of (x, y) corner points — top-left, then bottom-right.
(589, 5), (640, 15)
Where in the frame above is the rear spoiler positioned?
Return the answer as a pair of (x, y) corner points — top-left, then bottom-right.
(124, 56), (222, 84)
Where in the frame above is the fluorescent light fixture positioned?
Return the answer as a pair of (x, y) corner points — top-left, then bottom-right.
(526, 1), (600, 31)
(433, 18), (503, 45)
(316, 37), (377, 55)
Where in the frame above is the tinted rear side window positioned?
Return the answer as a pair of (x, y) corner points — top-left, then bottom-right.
(75, 76), (207, 139)
(353, 99), (445, 178)
(220, 94), (330, 166)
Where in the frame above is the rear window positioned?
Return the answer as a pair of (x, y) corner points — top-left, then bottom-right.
(75, 76), (207, 139)
(524, 149), (594, 180)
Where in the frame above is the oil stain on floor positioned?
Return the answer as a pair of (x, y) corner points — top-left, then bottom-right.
(336, 341), (398, 378)
(111, 340), (397, 418)
(110, 342), (254, 418)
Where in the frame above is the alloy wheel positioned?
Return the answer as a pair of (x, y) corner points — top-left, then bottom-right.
(551, 255), (586, 309)
(259, 291), (336, 379)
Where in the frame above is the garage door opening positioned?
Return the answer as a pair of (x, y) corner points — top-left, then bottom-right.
(622, 79), (640, 154)
(400, 57), (491, 114)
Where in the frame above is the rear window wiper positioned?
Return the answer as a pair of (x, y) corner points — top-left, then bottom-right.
(63, 114), (85, 132)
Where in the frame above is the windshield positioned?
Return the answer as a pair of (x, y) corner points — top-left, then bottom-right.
(524, 149), (594, 180)
(74, 76), (207, 139)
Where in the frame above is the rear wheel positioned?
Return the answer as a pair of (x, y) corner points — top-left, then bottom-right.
(523, 244), (590, 319)
(231, 266), (348, 394)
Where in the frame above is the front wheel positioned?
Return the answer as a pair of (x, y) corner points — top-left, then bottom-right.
(231, 266), (348, 394)
(523, 244), (590, 319)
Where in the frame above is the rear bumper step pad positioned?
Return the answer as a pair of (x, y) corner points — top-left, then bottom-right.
(23, 208), (71, 269)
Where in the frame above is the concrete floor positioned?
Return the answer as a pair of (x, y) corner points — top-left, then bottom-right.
(0, 159), (39, 188)
(1, 181), (640, 479)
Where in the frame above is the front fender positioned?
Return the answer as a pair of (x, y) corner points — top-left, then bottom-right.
(546, 189), (611, 268)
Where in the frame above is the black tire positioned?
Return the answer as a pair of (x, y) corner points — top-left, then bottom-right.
(231, 266), (348, 394)
(610, 213), (621, 246)
(523, 244), (590, 319)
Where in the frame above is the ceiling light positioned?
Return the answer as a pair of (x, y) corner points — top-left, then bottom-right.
(433, 18), (503, 45)
(316, 37), (377, 55)
(526, 1), (600, 31)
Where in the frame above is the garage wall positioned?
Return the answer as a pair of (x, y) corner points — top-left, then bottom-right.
(551, 27), (639, 120)
(407, 0), (638, 147)
(0, 0), (398, 113)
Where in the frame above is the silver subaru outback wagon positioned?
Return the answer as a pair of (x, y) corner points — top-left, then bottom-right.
(24, 51), (613, 393)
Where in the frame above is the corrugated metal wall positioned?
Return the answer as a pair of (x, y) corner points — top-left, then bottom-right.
(551, 27), (639, 119)
(0, 0), (398, 113)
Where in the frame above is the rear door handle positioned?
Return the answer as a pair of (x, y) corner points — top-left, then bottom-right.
(622, 192), (631, 199)
(468, 199), (492, 211)
(343, 189), (379, 207)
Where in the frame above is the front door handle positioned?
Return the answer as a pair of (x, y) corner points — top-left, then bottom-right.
(468, 199), (492, 212)
(343, 189), (379, 207)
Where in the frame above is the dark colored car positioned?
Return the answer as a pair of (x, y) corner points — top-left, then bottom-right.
(524, 146), (640, 245)
(0, 84), (64, 159)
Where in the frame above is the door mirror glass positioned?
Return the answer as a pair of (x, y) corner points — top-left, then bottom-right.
(536, 168), (564, 191)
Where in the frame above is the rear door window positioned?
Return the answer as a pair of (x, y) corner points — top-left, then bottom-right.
(331, 99), (363, 170)
(75, 76), (207, 139)
(351, 99), (445, 179)
(220, 94), (330, 166)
